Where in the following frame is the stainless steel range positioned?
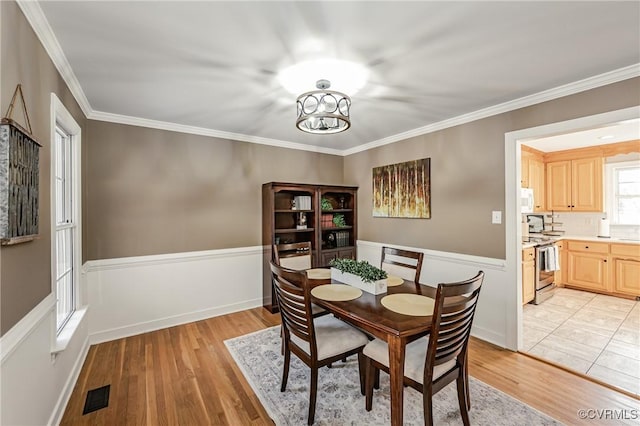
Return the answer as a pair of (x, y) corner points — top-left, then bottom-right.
(534, 242), (558, 304)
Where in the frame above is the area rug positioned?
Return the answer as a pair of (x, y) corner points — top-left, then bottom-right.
(224, 326), (562, 426)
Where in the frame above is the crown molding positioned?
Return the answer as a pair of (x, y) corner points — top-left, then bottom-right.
(88, 110), (343, 156)
(16, 0), (93, 117)
(90, 64), (640, 157)
(17, 0), (639, 157)
(342, 64), (640, 156)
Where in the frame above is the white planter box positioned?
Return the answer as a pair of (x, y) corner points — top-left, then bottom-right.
(330, 268), (387, 295)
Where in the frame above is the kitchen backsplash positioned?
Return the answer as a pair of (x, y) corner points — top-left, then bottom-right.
(544, 212), (640, 240)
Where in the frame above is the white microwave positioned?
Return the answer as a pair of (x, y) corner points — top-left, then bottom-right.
(521, 188), (534, 213)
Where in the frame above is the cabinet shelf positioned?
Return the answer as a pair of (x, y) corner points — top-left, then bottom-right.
(275, 209), (314, 213)
(321, 209), (353, 213)
(321, 246), (355, 252)
(321, 226), (353, 231)
(275, 228), (315, 233)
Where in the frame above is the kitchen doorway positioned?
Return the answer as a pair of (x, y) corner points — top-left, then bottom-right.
(504, 106), (640, 396)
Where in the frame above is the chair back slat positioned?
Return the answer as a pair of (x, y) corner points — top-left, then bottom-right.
(270, 261), (317, 352)
(274, 242), (312, 271)
(381, 246), (424, 282)
(425, 271), (484, 379)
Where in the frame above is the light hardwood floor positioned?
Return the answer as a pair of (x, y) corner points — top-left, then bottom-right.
(61, 307), (639, 425)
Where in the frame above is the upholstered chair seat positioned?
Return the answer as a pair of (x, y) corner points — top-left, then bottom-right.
(291, 315), (369, 361)
(363, 337), (456, 384)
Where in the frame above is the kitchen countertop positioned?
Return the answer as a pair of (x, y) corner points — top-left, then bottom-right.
(522, 235), (640, 249)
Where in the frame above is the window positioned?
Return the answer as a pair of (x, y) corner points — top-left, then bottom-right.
(51, 93), (82, 339)
(54, 127), (75, 331)
(606, 161), (640, 225)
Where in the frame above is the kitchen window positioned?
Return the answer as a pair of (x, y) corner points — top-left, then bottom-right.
(606, 160), (640, 225)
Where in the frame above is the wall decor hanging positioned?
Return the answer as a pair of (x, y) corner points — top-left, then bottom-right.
(372, 158), (430, 218)
(1, 84), (41, 245)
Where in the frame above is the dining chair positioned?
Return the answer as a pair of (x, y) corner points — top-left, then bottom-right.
(273, 242), (327, 318)
(380, 246), (424, 283)
(363, 270), (485, 426)
(270, 261), (369, 425)
(274, 241), (312, 270)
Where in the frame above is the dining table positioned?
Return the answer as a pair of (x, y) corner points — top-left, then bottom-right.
(309, 275), (437, 426)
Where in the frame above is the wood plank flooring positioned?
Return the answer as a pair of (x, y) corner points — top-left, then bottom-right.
(61, 308), (638, 425)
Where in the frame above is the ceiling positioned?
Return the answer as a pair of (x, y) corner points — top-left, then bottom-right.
(523, 119), (640, 153)
(34, 1), (640, 154)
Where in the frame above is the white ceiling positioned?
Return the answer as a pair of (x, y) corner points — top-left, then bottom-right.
(33, 1), (640, 154)
(523, 119), (640, 152)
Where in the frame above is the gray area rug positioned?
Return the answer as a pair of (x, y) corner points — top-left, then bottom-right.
(224, 326), (563, 425)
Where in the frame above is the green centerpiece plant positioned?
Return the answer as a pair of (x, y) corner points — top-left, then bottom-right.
(329, 258), (387, 283)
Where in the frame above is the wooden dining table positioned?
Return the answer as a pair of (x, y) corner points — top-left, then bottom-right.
(310, 277), (437, 426)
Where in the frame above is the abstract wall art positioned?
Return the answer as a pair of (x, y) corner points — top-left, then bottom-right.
(372, 158), (430, 218)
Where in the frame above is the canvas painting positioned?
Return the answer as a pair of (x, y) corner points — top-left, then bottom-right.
(372, 158), (430, 218)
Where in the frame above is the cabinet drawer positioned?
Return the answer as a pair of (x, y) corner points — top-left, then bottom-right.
(567, 240), (609, 254)
(522, 247), (535, 261)
(610, 243), (640, 258)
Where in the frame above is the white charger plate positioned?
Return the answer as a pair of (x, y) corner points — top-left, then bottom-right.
(381, 294), (435, 316)
(311, 284), (362, 301)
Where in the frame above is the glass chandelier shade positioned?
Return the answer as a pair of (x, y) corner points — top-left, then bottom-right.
(296, 80), (351, 134)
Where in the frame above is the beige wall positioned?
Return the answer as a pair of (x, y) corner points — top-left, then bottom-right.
(1, 0), (638, 335)
(84, 121), (344, 260)
(0, 1), (87, 334)
(345, 78), (640, 259)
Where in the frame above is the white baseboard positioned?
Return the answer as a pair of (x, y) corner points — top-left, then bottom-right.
(89, 297), (263, 344)
(471, 325), (507, 349)
(48, 335), (90, 426)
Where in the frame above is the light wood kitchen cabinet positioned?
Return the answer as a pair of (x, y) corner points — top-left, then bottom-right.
(521, 156), (530, 188)
(566, 241), (610, 293)
(522, 247), (535, 304)
(521, 147), (545, 211)
(610, 243), (640, 298)
(555, 240), (566, 286)
(546, 157), (603, 212)
(529, 158), (545, 212)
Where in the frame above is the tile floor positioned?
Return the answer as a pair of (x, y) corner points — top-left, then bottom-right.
(522, 287), (640, 396)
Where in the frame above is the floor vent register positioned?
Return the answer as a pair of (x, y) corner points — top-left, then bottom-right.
(82, 384), (110, 415)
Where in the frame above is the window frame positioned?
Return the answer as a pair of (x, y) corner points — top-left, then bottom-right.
(50, 93), (83, 352)
(605, 159), (640, 226)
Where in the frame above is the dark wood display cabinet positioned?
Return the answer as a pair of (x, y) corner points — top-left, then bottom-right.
(262, 182), (358, 312)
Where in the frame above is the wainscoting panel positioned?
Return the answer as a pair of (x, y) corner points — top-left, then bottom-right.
(0, 294), (90, 426)
(84, 246), (265, 344)
(357, 240), (509, 347)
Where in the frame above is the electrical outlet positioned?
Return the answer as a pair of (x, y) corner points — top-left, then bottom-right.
(492, 211), (502, 224)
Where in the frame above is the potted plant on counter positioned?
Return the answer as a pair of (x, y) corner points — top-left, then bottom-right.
(329, 258), (388, 295)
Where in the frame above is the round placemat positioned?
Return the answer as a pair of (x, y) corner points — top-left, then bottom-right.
(381, 294), (435, 316)
(306, 268), (331, 280)
(385, 275), (404, 287)
(311, 284), (363, 302)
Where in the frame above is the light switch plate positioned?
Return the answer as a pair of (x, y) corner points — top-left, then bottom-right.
(492, 211), (502, 224)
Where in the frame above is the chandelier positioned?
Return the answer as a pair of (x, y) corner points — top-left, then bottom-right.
(296, 79), (351, 134)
